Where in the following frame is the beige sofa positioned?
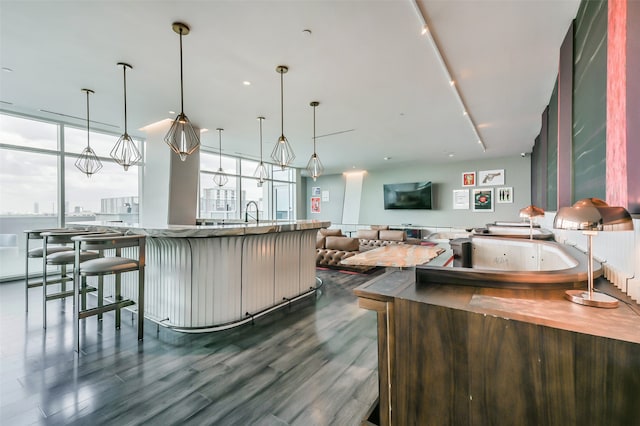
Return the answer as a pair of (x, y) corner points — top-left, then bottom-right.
(357, 229), (407, 251)
(315, 227), (409, 270)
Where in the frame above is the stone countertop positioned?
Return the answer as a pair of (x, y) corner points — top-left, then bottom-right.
(67, 220), (331, 238)
(355, 270), (640, 345)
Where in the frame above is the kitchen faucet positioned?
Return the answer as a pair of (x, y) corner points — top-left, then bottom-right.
(245, 201), (259, 224)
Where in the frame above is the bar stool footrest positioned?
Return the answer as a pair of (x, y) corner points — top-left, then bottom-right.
(78, 299), (135, 319)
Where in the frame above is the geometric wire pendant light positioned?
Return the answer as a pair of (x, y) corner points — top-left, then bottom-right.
(254, 116), (269, 187)
(110, 62), (141, 171)
(212, 128), (228, 187)
(306, 101), (324, 181)
(164, 22), (200, 161)
(75, 88), (103, 177)
(270, 65), (295, 170)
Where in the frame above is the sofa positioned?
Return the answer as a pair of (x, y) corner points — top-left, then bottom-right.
(357, 229), (407, 251)
(315, 226), (409, 271)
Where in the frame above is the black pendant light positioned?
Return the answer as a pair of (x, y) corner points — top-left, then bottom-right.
(254, 116), (269, 187)
(75, 89), (103, 177)
(306, 101), (324, 181)
(164, 22), (200, 161)
(110, 62), (141, 170)
(270, 65), (295, 169)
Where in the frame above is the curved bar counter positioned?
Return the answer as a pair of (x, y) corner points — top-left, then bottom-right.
(68, 220), (330, 332)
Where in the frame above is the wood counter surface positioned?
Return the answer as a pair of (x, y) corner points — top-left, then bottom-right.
(355, 270), (640, 426)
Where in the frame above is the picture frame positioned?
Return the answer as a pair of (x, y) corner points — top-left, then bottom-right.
(311, 186), (321, 196)
(311, 197), (321, 213)
(462, 171), (476, 187)
(472, 188), (494, 212)
(496, 187), (513, 204)
(453, 189), (470, 210)
(478, 169), (505, 186)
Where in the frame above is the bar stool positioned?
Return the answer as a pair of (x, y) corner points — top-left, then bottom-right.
(40, 230), (113, 329)
(24, 228), (74, 312)
(72, 234), (146, 352)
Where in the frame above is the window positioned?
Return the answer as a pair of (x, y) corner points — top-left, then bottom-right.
(199, 150), (297, 222)
(0, 112), (141, 281)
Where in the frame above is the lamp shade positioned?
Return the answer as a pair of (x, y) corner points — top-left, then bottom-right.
(553, 198), (633, 232)
(519, 205), (544, 219)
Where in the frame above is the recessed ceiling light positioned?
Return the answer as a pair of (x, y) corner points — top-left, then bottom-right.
(200, 128), (209, 133)
(303, 29), (312, 35)
(384, 157), (391, 160)
(169, 110), (176, 115)
(1, 67), (13, 73)
(243, 81), (251, 86)
(448, 153), (454, 158)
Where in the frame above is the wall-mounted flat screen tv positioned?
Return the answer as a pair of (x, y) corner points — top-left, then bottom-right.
(383, 181), (433, 210)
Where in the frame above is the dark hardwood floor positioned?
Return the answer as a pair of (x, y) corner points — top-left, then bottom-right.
(0, 269), (385, 425)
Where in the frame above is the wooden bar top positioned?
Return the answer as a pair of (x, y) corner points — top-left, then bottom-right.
(355, 270), (640, 345)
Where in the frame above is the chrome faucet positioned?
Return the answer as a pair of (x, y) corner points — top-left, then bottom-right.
(245, 201), (259, 224)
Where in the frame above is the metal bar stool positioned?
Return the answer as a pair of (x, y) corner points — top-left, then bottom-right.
(40, 230), (113, 329)
(24, 228), (75, 312)
(72, 234), (146, 352)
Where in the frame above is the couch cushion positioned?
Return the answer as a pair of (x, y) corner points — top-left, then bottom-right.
(370, 225), (389, 230)
(325, 236), (359, 251)
(357, 229), (379, 240)
(379, 230), (406, 242)
(316, 236), (326, 249)
(319, 228), (343, 237)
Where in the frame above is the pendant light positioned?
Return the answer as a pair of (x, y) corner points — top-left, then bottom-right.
(110, 62), (141, 171)
(164, 22), (200, 161)
(306, 101), (324, 181)
(75, 89), (103, 177)
(212, 128), (228, 186)
(270, 65), (295, 169)
(254, 116), (269, 187)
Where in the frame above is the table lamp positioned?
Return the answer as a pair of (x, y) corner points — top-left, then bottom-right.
(553, 198), (634, 308)
(519, 205), (545, 239)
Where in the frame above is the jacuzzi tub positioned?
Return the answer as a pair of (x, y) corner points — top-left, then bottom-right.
(416, 236), (600, 289)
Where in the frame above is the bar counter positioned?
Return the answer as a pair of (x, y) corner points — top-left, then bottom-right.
(355, 270), (640, 426)
(69, 220), (330, 332)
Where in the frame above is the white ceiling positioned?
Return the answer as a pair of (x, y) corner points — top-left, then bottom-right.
(0, 0), (580, 175)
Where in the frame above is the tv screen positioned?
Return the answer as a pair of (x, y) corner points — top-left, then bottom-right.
(383, 181), (433, 210)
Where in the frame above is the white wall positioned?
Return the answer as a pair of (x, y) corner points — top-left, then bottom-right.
(304, 155), (531, 229)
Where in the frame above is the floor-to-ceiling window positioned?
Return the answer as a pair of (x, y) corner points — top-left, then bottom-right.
(199, 152), (296, 222)
(0, 112), (141, 281)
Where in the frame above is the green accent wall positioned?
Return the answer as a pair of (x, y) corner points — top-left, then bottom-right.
(547, 79), (558, 211)
(572, 0), (607, 202)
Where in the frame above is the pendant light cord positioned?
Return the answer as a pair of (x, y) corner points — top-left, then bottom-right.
(259, 118), (263, 160)
(313, 104), (317, 154)
(280, 70), (284, 136)
(85, 90), (90, 148)
(218, 129), (223, 168)
(179, 29), (184, 114)
(122, 65), (128, 134)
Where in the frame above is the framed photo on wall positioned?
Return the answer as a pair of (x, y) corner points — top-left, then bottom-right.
(496, 187), (513, 203)
(478, 169), (505, 186)
(311, 197), (321, 213)
(462, 171), (476, 187)
(472, 188), (494, 212)
(453, 189), (470, 210)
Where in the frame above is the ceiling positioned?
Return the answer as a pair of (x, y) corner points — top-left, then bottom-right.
(0, 0), (580, 175)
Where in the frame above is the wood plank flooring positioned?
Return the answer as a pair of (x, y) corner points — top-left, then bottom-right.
(0, 269), (385, 425)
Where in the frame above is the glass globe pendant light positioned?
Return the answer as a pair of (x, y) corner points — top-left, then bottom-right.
(254, 116), (269, 187)
(306, 101), (324, 181)
(110, 62), (141, 171)
(270, 65), (295, 170)
(164, 22), (200, 161)
(212, 128), (228, 187)
(75, 89), (103, 177)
